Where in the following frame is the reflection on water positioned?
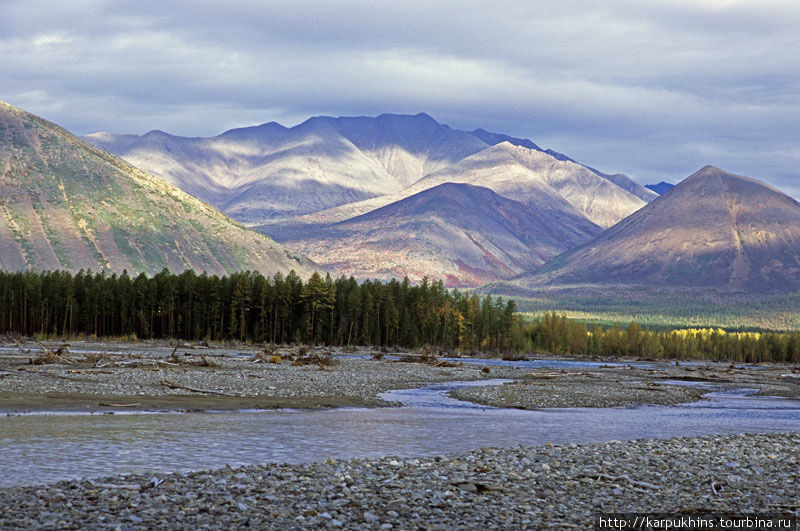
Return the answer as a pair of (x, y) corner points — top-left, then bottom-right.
(1, 380), (799, 487)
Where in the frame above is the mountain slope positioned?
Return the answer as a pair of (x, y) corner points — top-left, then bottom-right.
(86, 113), (654, 229)
(285, 182), (603, 286)
(88, 120), (400, 224)
(86, 113), (490, 226)
(471, 128), (657, 203)
(413, 142), (648, 228)
(520, 166), (800, 292)
(265, 141), (648, 235)
(0, 100), (316, 277)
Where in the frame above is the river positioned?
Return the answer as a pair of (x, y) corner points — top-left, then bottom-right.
(1, 374), (798, 487)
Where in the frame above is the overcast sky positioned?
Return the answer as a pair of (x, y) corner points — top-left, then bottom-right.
(2, 0), (798, 198)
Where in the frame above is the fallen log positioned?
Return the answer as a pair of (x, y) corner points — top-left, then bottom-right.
(95, 359), (181, 369)
(98, 402), (141, 407)
(87, 480), (141, 490)
(160, 379), (237, 397)
(87, 476), (163, 491)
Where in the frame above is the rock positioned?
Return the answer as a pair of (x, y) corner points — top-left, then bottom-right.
(457, 482), (478, 493)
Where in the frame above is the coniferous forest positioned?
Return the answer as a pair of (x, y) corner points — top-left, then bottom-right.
(0, 269), (798, 362)
(0, 269), (519, 351)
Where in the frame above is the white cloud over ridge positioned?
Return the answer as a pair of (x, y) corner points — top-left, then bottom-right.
(0, 0), (798, 198)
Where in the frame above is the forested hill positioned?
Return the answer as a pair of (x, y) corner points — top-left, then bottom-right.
(0, 100), (316, 277)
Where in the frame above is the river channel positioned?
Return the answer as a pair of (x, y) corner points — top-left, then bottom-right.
(2, 368), (799, 487)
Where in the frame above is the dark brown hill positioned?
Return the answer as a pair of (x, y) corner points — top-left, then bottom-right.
(522, 166), (800, 292)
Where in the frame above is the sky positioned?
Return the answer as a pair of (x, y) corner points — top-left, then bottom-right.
(1, 0), (799, 198)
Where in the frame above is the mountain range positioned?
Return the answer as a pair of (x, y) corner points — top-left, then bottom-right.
(4, 102), (797, 296)
(87, 114), (656, 229)
(0, 100), (316, 277)
(85, 113), (657, 285)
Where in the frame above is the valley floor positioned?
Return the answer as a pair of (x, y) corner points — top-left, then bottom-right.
(0, 340), (798, 413)
(1, 341), (799, 528)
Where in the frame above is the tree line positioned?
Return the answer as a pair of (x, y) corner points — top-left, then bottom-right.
(521, 312), (800, 363)
(1, 269), (797, 362)
(0, 269), (519, 351)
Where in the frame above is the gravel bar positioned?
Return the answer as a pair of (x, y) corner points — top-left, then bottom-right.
(450, 370), (706, 408)
(0, 342), (523, 412)
(451, 363), (800, 409)
(2, 341), (798, 412)
(0, 433), (796, 529)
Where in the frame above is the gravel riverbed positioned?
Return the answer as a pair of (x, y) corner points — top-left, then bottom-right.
(0, 341), (524, 412)
(2, 341), (799, 528)
(3, 340), (796, 413)
(450, 371), (703, 409)
(0, 433), (796, 529)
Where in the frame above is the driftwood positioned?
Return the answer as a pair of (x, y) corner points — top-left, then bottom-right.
(524, 371), (595, 380)
(88, 476), (163, 491)
(172, 353), (216, 367)
(87, 480), (141, 490)
(32, 343), (74, 365)
(160, 379), (237, 397)
(94, 354), (215, 369)
(98, 402), (141, 407)
(431, 360), (463, 368)
(95, 359), (180, 369)
(292, 352), (339, 367)
(252, 343), (280, 363)
(577, 472), (659, 490)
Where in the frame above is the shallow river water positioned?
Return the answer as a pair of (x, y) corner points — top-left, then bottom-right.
(1, 376), (799, 487)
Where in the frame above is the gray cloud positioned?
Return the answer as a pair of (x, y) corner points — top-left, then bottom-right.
(1, 0), (798, 198)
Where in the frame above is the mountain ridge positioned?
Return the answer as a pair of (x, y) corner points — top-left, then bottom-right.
(645, 181), (675, 195)
(85, 112), (655, 229)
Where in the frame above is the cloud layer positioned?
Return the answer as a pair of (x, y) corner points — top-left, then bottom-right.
(1, 0), (798, 197)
